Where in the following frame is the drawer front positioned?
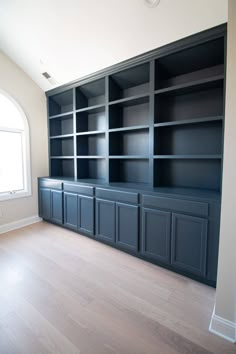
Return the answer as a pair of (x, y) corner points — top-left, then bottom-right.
(64, 183), (94, 196)
(39, 179), (63, 190)
(142, 194), (208, 217)
(96, 188), (138, 204)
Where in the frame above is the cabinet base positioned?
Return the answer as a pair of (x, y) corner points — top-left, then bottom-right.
(42, 218), (216, 288)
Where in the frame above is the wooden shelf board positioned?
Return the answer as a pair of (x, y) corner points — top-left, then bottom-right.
(77, 156), (106, 159)
(76, 130), (106, 136)
(50, 156), (74, 159)
(49, 111), (74, 119)
(109, 156), (149, 159)
(76, 104), (105, 114)
(109, 125), (149, 133)
(155, 75), (224, 95)
(154, 116), (223, 128)
(153, 155), (222, 159)
(109, 93), (149, 107)
(50, 134), (74, 139)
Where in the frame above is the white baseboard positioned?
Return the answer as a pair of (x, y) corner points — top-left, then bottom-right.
(0, 215), (42, 234)
(209, 306), (236, 343)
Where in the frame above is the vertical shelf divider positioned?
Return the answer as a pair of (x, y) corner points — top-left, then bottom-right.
(47, 97), (52, 177)
(149, 60), (155, 187)
(73, 87), (77, 180)
(105, 76), (109, 184)
(220, 34), (227, 195)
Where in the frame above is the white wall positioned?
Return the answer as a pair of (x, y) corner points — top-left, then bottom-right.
(209, 0), (236, 343)
(0, 51), (48, 228)
(0, 0), (228, 91)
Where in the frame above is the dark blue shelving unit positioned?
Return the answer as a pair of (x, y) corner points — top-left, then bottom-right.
(39, 24), (227, 287)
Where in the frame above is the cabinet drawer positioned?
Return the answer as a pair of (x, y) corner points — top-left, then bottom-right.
(39, 179), (63, 190)
(64, 183), (94, 196)
(96, 188), (138, 204)
(142, 194), (208, 217)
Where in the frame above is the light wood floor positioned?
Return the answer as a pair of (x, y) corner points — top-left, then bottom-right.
(0, 222), (235, 354)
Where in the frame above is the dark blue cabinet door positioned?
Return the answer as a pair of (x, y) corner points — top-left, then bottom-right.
(64, 192), (78, 230)
(40, 188), (51, 220)
(116, 203), (138, 252)
(171, 213), (208, 276)
(51, 190), (63, 224)
(141, 208), (171, 264)
(78, 196), (94, 236)
(96, 198), (115, 243)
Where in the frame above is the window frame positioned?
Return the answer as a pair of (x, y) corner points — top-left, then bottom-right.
(0, 90), (31, 201)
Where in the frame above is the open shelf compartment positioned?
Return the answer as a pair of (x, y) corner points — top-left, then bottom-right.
(154, 158), (221, 191)
(154, 121), (223, 156)
(155, 37), (224, 90)
(77, 133), (106, 156)
(50, 158), (74, 178)
(76, 107), (106, 133)
(49, 114), (74, 137)
(77, 158), (106, 181)
(109, 97), (149, 129)
(109, 158), (149, 184)
(50, 137), (74, 157)
(49, 90), (73, 116)
(154, 85), (224, 124)
(110, 128), (149, 156)
(76, 78), (105, 109)
(109, 63), (150, 101)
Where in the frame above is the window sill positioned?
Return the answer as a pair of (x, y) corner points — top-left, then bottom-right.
(0, 190), (32, 202)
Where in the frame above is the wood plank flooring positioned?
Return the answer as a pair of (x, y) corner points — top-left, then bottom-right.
(0, 221), (235, 354)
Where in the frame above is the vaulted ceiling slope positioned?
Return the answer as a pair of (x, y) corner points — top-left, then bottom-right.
(0, 0), (227, 92)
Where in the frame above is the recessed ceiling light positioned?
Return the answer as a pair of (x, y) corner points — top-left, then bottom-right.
(144, 0), (160, 7)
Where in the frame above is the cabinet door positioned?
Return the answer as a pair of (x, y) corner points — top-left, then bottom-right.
(39, 188), (51, 220)
(171, 213), (208, 276)
(78, 195), (94, 236)
(141, 208), (171, 264)
(116, 203), (138, 252)
(96, 198), (115, 243)
(51, 190), (63, 224)
(64, 192), (78, 230)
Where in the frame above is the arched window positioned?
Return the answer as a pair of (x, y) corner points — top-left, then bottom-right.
(0, 91), (31, 201)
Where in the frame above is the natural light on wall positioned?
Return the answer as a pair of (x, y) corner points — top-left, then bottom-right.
(0, 92), (31, 200)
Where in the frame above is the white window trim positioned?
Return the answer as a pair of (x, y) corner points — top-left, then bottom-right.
(0, 89), (32, 202)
